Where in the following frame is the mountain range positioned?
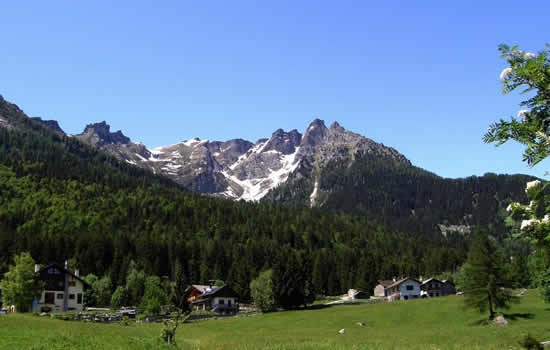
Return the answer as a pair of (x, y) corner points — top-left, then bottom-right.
(1, 95), (535, 238)
(57, 118), (405, 203)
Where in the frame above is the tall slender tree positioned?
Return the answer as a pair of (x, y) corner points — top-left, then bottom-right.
(463, 230), (518, 319)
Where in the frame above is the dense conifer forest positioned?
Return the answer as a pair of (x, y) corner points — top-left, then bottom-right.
(265, 149), (533, 240)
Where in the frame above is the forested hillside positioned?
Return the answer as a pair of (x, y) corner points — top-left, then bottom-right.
(265, 153), (533, 239)
(0, 95), (465, 298)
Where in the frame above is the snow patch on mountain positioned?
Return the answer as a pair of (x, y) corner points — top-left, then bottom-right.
(182, 138), (209, 147)
(310, 180), (319, 207)
(72, 119), (409, 202)
(222, 146), (301, 201)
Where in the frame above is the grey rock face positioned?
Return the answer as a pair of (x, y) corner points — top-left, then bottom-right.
(300, 119), (328, 150)
(72, 119), (409, 201)
(262, 129), (302, 155)
(76, 121), (131, 147)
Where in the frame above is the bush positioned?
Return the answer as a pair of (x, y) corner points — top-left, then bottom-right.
(250, 269), (277, 313)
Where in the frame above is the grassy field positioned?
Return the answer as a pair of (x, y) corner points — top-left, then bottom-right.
(1, 291), (549, 349)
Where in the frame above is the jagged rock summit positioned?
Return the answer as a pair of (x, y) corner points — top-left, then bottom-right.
(68, 118), (409, 201)
(10, 112), (409, 202)
(77, 121), (131, 147)
(74, 121), (152, 165)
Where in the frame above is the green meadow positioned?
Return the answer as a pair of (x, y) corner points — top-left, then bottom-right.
(1, 292), (549, 350)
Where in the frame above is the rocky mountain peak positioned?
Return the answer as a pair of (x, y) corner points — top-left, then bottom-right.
(300, 119), (328, 149)
(79, 121), (130, 146)
(262, 128), (302, 155)
(31, 117), (65, 134)
(329, 121), (345, 132)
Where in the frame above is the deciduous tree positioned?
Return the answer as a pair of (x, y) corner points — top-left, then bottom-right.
(0, 252), (43, 312)
(250, 269), (276, 312)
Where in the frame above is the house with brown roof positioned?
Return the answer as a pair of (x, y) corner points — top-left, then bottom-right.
(187, 284), (239, 315)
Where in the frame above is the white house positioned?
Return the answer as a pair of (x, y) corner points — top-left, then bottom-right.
(385, 278), (421, 301)
(187, 284), (239, 315)
(373, 280), (394, 297)
(32, 262), (89, 313)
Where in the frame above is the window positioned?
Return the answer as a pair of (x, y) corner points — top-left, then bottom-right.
(406, 285), (414, 291)
(48, 268), (60, 275)
(57, 293), (64, 300)
(228, 299), (232, 306)
(219, 299), (225, 304)
(45, 292), (55, 304)
(77, 294), (83, 304)
(69, 294), (75, 300)
(69, 281), (76, 287)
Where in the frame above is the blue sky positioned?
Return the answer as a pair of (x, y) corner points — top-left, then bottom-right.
(1, 1), (549, 178)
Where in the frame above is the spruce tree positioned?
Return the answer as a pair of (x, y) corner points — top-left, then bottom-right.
(172, 258), (189, 312)
(463, 230), (518, 319)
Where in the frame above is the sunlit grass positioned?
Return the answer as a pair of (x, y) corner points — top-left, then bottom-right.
(1, 291), (549, 349)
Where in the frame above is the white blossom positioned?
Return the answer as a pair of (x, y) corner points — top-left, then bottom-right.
(526, 180), (542, 192)
(521, 219), (539, 230)
(517, 109), (529, 118)
(543, 215), (550, 223)
(536, 131), (550, 145)
(506, 203), (513, 212)
(500, 67), (513, 80)
(524, 52), (536, 59)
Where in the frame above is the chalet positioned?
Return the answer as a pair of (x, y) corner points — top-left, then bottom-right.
(420, 278), (444, 298)
(442, 280), (456, 296)
(373, 280), (394, 297)
(384, 278), (421, 301)
(187, 284), (238, 315)
(33, 262), (89, 313)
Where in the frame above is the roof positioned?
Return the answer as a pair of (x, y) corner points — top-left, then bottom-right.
(377, 280), (394, 287)
(387, 277), (420, 289)
(442, 280), (455, 285)
(191, 285), (238, 302)
(37, 263), (90, 288)
(189, 285), (214, 293)
(421, 278), (443, 286)
(203, 285), (239, 298)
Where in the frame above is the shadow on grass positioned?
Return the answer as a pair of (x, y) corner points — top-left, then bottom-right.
(469, 318), (491, 326)
(306, 304), (334, 310)
(502, 313), (534, 320)
(469, 313), (534, 326)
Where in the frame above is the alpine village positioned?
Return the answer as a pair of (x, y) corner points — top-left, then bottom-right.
(1, 3), (550, 350)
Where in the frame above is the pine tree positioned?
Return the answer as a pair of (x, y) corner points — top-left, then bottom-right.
(172, 258), (189, 312)
(463, 230), (519, 319)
